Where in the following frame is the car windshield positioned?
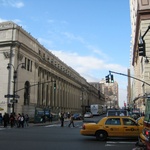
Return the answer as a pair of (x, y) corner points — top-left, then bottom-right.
(86, 112), (91, 114)
(107, 110), (128, 116)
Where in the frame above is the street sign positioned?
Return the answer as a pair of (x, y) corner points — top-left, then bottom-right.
(4, 94), (14, 98)
(4, 94), (20, 98)
(10, 99), (18, 103)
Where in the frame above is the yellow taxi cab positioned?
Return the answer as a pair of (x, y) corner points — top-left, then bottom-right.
(80, 116), (143, 141)
(136, 116), (144, 125)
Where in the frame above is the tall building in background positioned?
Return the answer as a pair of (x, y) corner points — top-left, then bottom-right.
(127, 69), (132, 106)
(90, 79), (119, 109)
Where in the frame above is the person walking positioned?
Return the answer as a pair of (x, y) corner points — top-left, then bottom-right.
(9, 113), (15, 128)
(60, 112), (64, 127)
(68, 114), (75, 127)
(0, 113), (2, 125)
(49, 113), (53, 122)
(24, 114), (29, 127)
(20, 113), (25, 128)
(3, 113), (9, 128)
(17, 113), (21, 128)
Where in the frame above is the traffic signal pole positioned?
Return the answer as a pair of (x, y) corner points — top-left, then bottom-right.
(15, 80), (56, 93)
(138, 25), (150, 57)
(109, 70), (150, 87)
(141, 25), (150, 40)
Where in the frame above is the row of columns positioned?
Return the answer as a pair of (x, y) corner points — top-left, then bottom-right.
(37, 67), (82, 113)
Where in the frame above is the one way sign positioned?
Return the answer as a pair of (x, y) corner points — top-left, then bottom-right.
(4, 94), (20, 98)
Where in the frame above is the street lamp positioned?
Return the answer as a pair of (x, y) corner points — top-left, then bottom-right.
(7, 63), (25, 114)
(80, 87), (85, 119)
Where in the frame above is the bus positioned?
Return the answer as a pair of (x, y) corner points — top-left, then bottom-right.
(90, 104), (103, 116)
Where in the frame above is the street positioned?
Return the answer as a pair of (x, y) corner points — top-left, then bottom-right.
(0, 116), (137, 150)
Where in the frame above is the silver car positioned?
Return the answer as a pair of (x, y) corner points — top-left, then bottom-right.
(84, 112), (93, 118)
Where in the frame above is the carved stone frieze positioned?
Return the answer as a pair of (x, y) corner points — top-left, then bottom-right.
(35, 62), (39, 68)
(17, 53), (23, 61)
(3, 52), (11, 58)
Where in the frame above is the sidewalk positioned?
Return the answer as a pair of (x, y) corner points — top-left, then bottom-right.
(0, 119), (69, 128)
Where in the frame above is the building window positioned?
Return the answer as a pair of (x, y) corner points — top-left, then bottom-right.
(43, 53), (45, 59)
(27, 59), (30, 71)
(24, 57), (32, 72)
(39, 50), (41, 55)
(24, 58), (27, 69)
(24, 81), (30, 105)
(30, 61), (32, 72)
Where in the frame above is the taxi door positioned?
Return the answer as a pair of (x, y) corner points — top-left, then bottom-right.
(122, 118), (140, 137)
(104, 118), (123, 136)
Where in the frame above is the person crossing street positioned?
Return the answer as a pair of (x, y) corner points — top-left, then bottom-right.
(68, 114), (75, 127)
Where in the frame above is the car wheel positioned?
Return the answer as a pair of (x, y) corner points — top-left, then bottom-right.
(96, 131), (107, 141)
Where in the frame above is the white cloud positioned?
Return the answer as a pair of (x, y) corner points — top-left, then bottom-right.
(51, 50), (127, 80)
(1, 0), (24, 8)
(0, 18), (7, 22)
(61, 32), (85, 44)
(50, 50), (128, 108)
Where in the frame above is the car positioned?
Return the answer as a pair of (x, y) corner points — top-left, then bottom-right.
(106, 109), (129, 116)
(84, 112), (93, 118)
(73, 113), (82, 120)
(80, 116), (143, 141)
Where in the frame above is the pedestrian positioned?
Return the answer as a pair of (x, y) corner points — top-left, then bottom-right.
(68, 114), (75, 127)
(60, 112), (64, 127)
(24, 114), (29, 127)
(49, 113), (53, 122)
(59, 112), (61, 120)
(20, 113), (25, 128)
(3, 113), (9, 128)
(0, 113), (2, 125)
(9, 113), (15, 128)
(67, 112), (70, 119)
(14, 113), (18, 127)
(17, 113), (21, 128)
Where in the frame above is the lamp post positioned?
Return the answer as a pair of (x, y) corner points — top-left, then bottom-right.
(7, 63), (25, 114)
(80, 87), (85, 119)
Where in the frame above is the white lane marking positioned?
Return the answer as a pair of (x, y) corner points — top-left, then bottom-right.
(45, 124), (81, 128)
(0, 128), (6, 130)
(45, 124), (61, 127)
(107, 141), (136, 144)
(105, 141), (136, 147)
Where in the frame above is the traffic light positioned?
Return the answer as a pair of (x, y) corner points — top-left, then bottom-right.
(138, 40), (146, 57)
(54, 82), (56, 90)
(110, 75), (114, 83)
(105, 75), (110, 83)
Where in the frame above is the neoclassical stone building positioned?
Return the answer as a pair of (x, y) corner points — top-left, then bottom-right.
(0, 21), (104, 118)
(129, 0), (150, 112)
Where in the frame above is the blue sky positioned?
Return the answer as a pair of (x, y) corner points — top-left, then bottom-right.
(0, 0), (131, 107)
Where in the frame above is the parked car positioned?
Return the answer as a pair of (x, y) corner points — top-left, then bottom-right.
(73, 113), (82, 120)
(80, 116), (143, 141)
(84, 112), (93, 118)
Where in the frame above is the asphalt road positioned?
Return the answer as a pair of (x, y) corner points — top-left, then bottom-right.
(0, 116), (138, 150)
